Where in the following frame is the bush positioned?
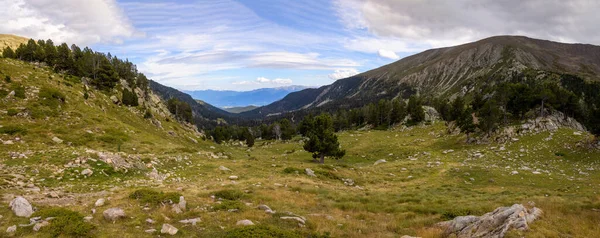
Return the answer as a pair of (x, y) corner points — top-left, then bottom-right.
(555, 152), (566, 157)
(144, 110), (152, 119)
(283, 167), (301, 174)
(225, 225), (302, 238)
(12, 84), (25, 98)
(39, 87), (66, 109)
(122, 88), (139, 107)
(4, 75), (10, 83)
(214, 189), (245, 200)
(7, 108), (18, 116)
(0, 89), (8, 98)
(213, 200), (245, 211)
(0, 125), (27, 135)
(35, 208), (95, 237)
(129, 189), (181, 205)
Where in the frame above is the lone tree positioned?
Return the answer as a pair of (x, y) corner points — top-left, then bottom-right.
(300, 114), (345, 164)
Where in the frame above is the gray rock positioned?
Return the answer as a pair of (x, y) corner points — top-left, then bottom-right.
(81, 169), (93, 176)
(83, 216), (93, 222)
(161, 223), (178, 235)
(236, 219), (254, 226)
(374, 159), (387, 165)
(145, 229), (157, 233)
(95, 198), (105, 207)
(178, 196), (186, 211)
(219, 166), (231, 172)
(9, 196), (33, 217)
(437, 204), (542, 238)
(103, 208), (126, 222)
(6, 225), (16, 233)
(146, 218), (155, 224)
(305, 168), (316, 177)
(33, 221), (49, 231)
(110, 95), (119, 104)
(52, 137), (63, 144)
(258, 204), (271, 211)
(280, 216), (306, 224)
(179, 218), (200, 225)
(228, 175), (239, 180)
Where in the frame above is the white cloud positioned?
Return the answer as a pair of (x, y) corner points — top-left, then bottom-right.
(336, 0), (600, 47)
(328, 68), (360, 80)
(233, 77), (293, 86)
(377, 49), (399, 60)
(0, 0), (138, 45)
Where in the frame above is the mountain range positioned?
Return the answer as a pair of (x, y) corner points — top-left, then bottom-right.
(241, 35), (600, 118)
(184, 85), (309, 108)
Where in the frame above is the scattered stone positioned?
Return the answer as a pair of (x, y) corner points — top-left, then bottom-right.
(110, 95), (119, 104)
(145, 229), (156, 233)
(442, 150), (454, 154)
(236, 219), (254, 226)
(280, 216), (306, 224)
(179, 218), (201, 225)
(81, 169), (93, 176)
(52, 137), (63, 144)
(258, 204), (272, 211)
(172, 204), (183, 214)
(48, 192), (59, 198)
(84, 216), (93, 222)
(374, 159), (387, 165)
(33, 221), (49, 231)
(573, 131), (582, 136)
(3, 140), (14, 145)
(95, 198), (105, 207)
(228, 175), (239, 180)
(146, 218), (155, 224)
(219, 166), (231, 172)
(9, 196), (34, 218)
(178, 196), (186, 211)
(437, 204), (542, 238)
(6, 225), (16, 233)
(103, 208), (126, 222)
(305, 168), (316, 177)
(342, 178), (355, 186)
(161, 223), (178, 235)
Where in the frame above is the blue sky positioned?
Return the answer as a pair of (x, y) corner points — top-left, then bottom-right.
(3, 0), (600, 91)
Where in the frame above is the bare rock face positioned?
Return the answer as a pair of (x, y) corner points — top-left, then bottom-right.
(103, 208), (126, 222)
(9, 196), (33, 217)
(437, 204), (542, 238)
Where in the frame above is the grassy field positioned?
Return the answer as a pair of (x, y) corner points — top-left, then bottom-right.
(1, 58), (600, 237)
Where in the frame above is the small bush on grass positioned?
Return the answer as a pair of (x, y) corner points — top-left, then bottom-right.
(129, 189), (181, 205)
(0, 125), (27, 135)
(7, 108), (18, 116)
(39, 87), (66, 108)
(283, 167), (301, 174)
(36, 208), (95, 238)
(214, 189), (245, 200)
(213, 200), (245, 211)
(12, 84), (25, 98)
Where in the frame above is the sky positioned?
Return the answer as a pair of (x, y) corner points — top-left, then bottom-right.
(1, 0), (600, 91)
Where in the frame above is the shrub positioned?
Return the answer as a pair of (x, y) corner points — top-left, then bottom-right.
(39, 87), (66, 109)
(314, 170), (341, 180)
(0, 89), (8, 98)
(122, 88), (139, 107)
(0, 125), (27, 135)
(283, 167), (301, 174)
(213, 200), (245, 211)
(214, 189), (245, 200)
(4, 75), (10, 83)
(129, 189), (181, 205)
(12, 84), (25, 98)
(35, 208), (95, 238)
(144, 110), (152, 119)
(225, 225), (302, 238)
(7, 108), (18, 116)
(555, 152), (566, 157)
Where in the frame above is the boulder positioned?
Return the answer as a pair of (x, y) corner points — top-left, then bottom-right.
(110, 95), (119, 104)
(178, 196), (186, 211)
(437, 204), (542, 238)
(52, 137), (63, 144)
(228, 175), (239, 180)
(9, 196), (33, 217)
(161, 223), (178, 235)
(81, 169), (93, 176)
(103, 208), (126, 222)
(95, 198), (105, 207)
(236, 219), (254, 226)
(374, 159), (387, 165)
(219, 166), (231, 172)
(305, 168), (316, 177)
(6, 225), (16, 233)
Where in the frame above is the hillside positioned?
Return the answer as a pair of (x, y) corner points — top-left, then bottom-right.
(242, 35), (600, 118)
(0, 34), (28, 50)
(185, 86), (308, 108)
(223, 105), (258, 113)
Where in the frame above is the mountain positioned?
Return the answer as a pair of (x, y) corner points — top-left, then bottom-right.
(185, 85), (309, 108)
(223, 105), (259, 113)
(0, 34), (28, 50)
(241, 35), (600, 118)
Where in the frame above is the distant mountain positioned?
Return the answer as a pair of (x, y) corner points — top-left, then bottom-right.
(223, 105), (259, 114)
(241, 35), (600, 118)
(185, 85), (309, 108)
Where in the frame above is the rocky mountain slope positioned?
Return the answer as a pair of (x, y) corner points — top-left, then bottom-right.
(242, 35), (600, 118)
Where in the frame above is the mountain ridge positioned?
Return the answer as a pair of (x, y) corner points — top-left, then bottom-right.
(185, 85), (309, 108)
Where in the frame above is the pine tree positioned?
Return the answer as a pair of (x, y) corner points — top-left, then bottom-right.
(278, 119), (295, 140)
(450, 96), (465, 121)
(2, 47), (15, 58)
(458, 108), (476, 143)
(391, 99), (407, 124)
(477, 99), (501, 136)
(301, 114), (345, 164)
(93, 57), (119, 90)
(407, 95), (425, 123)
(122, 88), (139, 107)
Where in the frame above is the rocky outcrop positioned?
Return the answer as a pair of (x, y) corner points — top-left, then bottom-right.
(495, 110), (586, 143)
(161, 223), (178, 235)
(437, 204), (542, 238)
(103, 208), (126, 222)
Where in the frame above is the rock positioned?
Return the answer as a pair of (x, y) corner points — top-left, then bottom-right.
(33, 221), (49, 231)
(179, 218), (201, 225)
(236, 219), (254, 226)
(3, 140), (14, 145)
(161, 223), (178, 235)
(9, 196), (33, 217)
(573, 131), (582, 136)
(146, 218), (155, 224)
(84, 216), (93, 222)
(511, 171), (519, 175)
(52, 137), (63, 144)
(219, 166), (231, 172)
(145, 229), (156, 233)
(95, 198), (105, 207)
(172, 204), (182, 214)
(48, 192), (59, 198)
(342, 178), (355, 186)
(280, 216), (306, 224)
(103, 208), (126, 222)
(437, 204), (542, 238)
(6, 225), (16, 233)
(305, 168), (316, 177)
(374, 159), (387, 165)
(442, 150), (454, 154)
(258, 204), (271, 211)
(178, 196), (186, 211)
(81, 169), (93, 176)
(228, 175), (238, 180)
(110, 95), (119, 104)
